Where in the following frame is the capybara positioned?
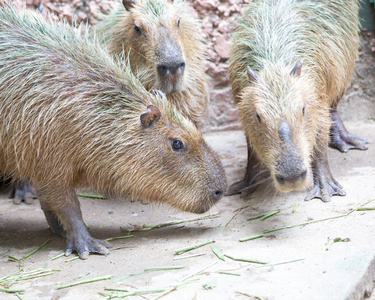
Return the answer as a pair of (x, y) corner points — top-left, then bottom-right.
(227, 0), (367, 202)
(94, 0), (209, 126)
(0, 4), (226, 259)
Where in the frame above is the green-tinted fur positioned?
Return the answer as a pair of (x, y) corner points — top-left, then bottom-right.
(230, 0), (359, 106)
(0, 3), (189, 130)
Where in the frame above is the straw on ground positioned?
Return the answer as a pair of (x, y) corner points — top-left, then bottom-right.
(121, 213), (220, 233)
(241, 199), (375, 242)
(23, 240), (50, 259)
(57, 275), (112, 289)
(224, 254), (269, 265)
(174, 240), (215, 255)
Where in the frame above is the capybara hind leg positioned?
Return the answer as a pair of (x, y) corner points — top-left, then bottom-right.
(305, 140), (346, 202)
(329, 106), (368, 152)
(38, 187), (112, 259)
(226, 144), (260, 198)
(9, 179), (35, 205)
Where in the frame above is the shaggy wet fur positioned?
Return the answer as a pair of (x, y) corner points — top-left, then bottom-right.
(0, 4), (226, 258)
(94, 0), (209, 126)
(228, 0), (360, 201)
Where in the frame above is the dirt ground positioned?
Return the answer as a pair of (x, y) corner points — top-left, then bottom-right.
(0, 120), (374, 300)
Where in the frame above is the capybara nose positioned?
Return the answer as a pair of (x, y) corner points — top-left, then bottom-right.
(210, 189), (224, 203)
(157, 61), (185, 76)
(276, 169), (307, 184)
(214, 190), (223, 199)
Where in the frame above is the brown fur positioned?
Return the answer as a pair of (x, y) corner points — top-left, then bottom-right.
(94, 0), (209, 126)
(0, 4), (226, 257)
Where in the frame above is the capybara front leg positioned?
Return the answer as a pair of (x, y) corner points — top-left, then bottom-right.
(39, 198), (65, 237)
(329, 106), (368, 152)
(226, 143), (261, 198)
(305, 141), (346, 202)
(38, 187), (112, 259)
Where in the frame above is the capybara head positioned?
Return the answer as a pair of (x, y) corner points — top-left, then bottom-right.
(94, 92), (227, 214)
(238, 62), (328, 192)
(104, 0), (202, 94)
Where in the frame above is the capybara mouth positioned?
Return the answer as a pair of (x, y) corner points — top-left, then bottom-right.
(273, 169), (309, 193)
(184, 191), (225, 214)
(158, 74), (184, 93)
(188, 204), (212, 214)
(181, 199), (215, 214)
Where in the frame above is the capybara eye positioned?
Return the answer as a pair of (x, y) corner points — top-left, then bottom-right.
(177, 17), (181, 28)
(302, 106), (306, 116)
(171, 139), (184, 152)
(255, 112), (261, 124)
(132, 24), (142, 35)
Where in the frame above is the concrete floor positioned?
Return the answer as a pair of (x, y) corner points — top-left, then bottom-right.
(0, 121), (374, 300)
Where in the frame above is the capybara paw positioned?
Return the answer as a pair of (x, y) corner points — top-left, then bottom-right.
(305, 180), (345, 202)
(65, 238), (112, 259)
(9, 180), (35, 205)
(10, 189), (33, 205)
(330, 132), (369, 153)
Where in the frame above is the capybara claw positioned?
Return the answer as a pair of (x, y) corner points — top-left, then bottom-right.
(12, 197), (22, 205)
(80, 251), (90, 260)
(305, 186), (320, 201)
(88, 239), (111, 257)
(65, 248), (73, 257)
(305, 188), (332, 202)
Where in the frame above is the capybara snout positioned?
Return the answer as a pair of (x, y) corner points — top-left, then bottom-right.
(156, 25), (186, 93)
(156, 124), (227, 214)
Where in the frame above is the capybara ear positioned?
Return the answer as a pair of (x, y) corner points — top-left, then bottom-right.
(140, 105), (161, 128)
(290, 61), (302, 76)
(247, 66), (258, 84)
(123, 0), (136, 11)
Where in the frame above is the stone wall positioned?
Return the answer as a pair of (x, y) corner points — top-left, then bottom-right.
(6, 0), (375, 131)
(342, 31), (375, 124)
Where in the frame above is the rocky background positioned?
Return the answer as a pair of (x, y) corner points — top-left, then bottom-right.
(5, 0), (375, 131)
